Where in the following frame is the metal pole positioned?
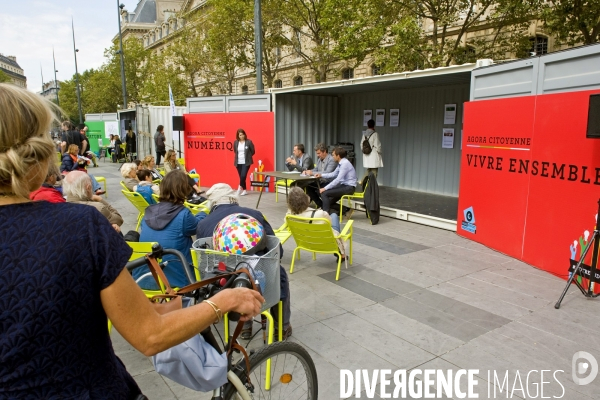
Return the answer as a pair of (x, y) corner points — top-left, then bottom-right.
(71, 18), (83, 124)
(117, 1), (128, 109)
(53, 48), (59, 106)
(254, 0), (263, 94)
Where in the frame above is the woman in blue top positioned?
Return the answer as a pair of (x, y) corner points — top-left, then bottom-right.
(133, 170), (207, 289)
(0, 83), (264, 399)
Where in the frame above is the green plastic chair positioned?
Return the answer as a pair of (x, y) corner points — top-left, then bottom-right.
(184, 200), (210, 216)
(285, 215), (353, 280)
(122, 190), (150, 231)
(273, 221), (292, 245)
(340, 179), (369, 223)
(120, 181), (131, 192)
(95, 176), (107, 198)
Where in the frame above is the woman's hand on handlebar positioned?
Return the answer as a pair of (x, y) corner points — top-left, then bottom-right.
(212, 287), (265, 322)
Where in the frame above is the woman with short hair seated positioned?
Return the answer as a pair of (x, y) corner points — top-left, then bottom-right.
(134, 169), (159, 204)
(287, 186), (346, 259)
(164, 149), (203, 195)
(132, 170), (207, 290)
(30, 162), (65, 203)
(140, 155), (162, 182)
(120, 162), (139, 191)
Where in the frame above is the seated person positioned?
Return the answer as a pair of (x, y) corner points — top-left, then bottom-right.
(302, 142), (338, 207)
(61, 144), (105, 195)
(196, 183), (292, 340)
(315, 147), (357, 214)
(134, 169), (159, 204)
(133, 170), (207, 290)
(120, 163), (139, 191)
(285, 143), (314, 173)
(287, 187), (346, 259)
(107, 134), (115, 156)
(164, 149), (203, 195)
(140, 155), (162, 181)
(63, 171), (123, 232)
(133, 159), (143, 171)
(30, 162), (65, 203)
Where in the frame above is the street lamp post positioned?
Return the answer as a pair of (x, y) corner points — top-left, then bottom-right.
(254, 0), (263, 94)
(53, 47), (59, 106)
(71, 18), (83, 124)
(117, 2), (128, 109)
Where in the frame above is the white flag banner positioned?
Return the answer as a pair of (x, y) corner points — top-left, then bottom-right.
(169, 84), (176, 120)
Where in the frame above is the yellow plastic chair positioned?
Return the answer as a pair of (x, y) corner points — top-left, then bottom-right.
(56, 152), (62, 166)
(184, 200), (210, 216)
(151, 193), (160, 203)
(274, 221), (292, 245)
(95, 176), (107, 198)
(340, 179), (369, 223)
(122, 190), (150, 231)
(127, 241), (166, 297)
(120, 181), (131, 192)
(178, 158), (186, 169)
(285, 215), (354, 280)
(157, 167), (165, 176)
(188, 173), (200, 188)
(275, 179), (295, 203)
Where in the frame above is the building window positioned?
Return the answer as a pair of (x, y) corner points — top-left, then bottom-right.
(371, 64), (381, 76)
(530, 35), (548, 56)
(274, 79), (282, 88)
(275, 47), (281, 62)
(341, 68), (354, 80)
(293, 76), (303, 86)
(241, 85), (248, 94)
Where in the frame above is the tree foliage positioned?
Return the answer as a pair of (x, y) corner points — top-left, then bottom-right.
(0, 70), (11, 83)
(542, 0), (600, 45)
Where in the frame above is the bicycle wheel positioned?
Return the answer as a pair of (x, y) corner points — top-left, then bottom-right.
(224, 341), (318, 400)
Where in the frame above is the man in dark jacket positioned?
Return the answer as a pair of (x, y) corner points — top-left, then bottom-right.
(196, 183), (292, 341)
(60, 120), (88, 155)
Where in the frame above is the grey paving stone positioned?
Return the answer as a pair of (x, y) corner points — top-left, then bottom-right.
(352, 304), (465, 356)
(342, 265), (423, 295)
(354, 227), (431, 251)
(381, 296), (492, 342)
(403, 288), (511, 330)
(321, 313), (436, 370)
(428, 282), (533, 320)
(318, 271), (399, 303)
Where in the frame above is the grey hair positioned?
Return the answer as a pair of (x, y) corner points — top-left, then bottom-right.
(205, 183), (239, 209)
(314, 142), (328, 153)
(120, 162), (137, 178)
(63, 171), (92, 200)
(287, 187), (310, 214)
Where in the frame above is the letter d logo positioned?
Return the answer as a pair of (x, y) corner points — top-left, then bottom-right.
(572, 351), (598, 385)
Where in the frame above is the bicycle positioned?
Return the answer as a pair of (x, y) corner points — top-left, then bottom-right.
(125, 244), (319, 400)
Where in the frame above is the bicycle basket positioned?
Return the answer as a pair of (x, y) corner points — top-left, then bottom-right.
(192, 235), (281, 312)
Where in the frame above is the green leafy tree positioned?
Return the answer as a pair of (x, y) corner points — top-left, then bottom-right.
(104, 37), (150, 107)
(164, 14), (211, 97)
(142, 52), (189, 106)
(208, 0), (291, 89)
(542, 0), (600, 46)
(0, 70), (11, 83)
(278, 0), (392, 82)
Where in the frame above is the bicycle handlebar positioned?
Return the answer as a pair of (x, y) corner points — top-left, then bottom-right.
(125, 244), (196, 285)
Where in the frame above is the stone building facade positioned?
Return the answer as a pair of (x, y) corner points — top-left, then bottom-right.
(0, 54), (27, 88)
(117, 0), (560, 97)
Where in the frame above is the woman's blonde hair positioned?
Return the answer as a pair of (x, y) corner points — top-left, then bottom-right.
(141, 155), (154, 169)
(165, 149), (177, 168)
(67, 144), (79, 155)
(0, 83), (57, 199)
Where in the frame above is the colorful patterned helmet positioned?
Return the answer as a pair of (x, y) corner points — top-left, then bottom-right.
(212, 213), (267, 255)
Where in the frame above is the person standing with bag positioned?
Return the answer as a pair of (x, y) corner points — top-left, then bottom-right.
(154, 125), (166, 165)
(232, 128), (255, 196)
(361, 118), (383, 184)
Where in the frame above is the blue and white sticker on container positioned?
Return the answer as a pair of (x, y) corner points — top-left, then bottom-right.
(461, 206), (477, 234)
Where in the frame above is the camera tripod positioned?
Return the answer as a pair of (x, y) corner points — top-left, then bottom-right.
(555, 198), (600, 309)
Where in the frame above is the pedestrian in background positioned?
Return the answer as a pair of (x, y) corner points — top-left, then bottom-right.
(232, 128), (255, 196)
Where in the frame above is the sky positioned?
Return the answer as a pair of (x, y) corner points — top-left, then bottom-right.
(1, 0), (140, 93)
